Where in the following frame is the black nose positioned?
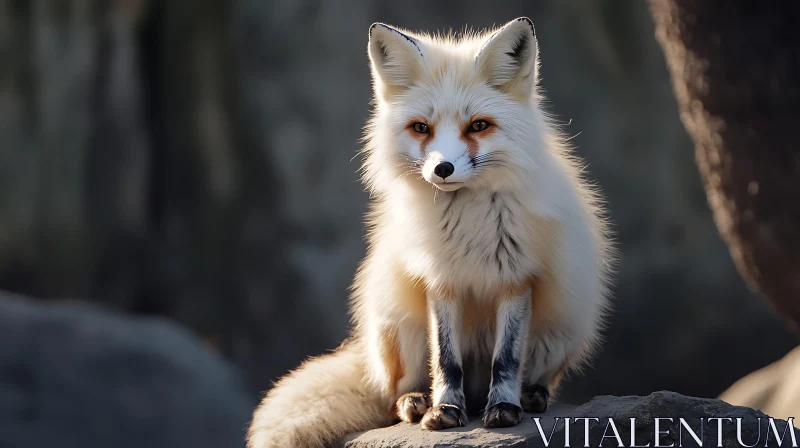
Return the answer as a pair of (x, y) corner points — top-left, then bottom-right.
(433, 162), (455, 179)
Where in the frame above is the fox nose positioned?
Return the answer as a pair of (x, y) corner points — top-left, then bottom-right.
(433, 162), (455, 179)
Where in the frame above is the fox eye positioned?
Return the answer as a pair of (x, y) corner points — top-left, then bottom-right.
(469, 120), (490, 132)
(412, 122), (430, 134)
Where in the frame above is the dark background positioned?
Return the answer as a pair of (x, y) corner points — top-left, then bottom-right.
(1, 0), (797, 415)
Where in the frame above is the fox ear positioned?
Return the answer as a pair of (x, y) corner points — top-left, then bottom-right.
(475, 17), (539, 97)
(368, 23), (426, 99)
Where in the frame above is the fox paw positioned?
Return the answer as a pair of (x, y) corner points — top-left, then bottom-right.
(420, 404), (467, 430)
(483, 402), (523, 428)
(396, 392), (430, 423)
(521, 384), (549, 413)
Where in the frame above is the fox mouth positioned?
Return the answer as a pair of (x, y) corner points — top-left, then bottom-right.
(431, 181), (464, 191)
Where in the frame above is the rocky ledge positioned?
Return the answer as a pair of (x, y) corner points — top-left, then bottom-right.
(0, 291), (253, 448)
(343, 391), (799, 448)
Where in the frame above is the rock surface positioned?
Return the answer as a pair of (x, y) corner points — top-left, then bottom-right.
(343, 391), (798, 447)
(0, 292), (253, 448)
(721, 345), (800, 422)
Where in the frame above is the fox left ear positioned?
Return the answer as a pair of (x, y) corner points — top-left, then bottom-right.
(368, 23), (426, 100)
(475, 17), (539, 97)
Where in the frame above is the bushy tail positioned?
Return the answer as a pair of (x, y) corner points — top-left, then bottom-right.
(247, 341), (392, 448)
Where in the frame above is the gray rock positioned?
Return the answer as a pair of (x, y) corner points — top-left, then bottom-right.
(344, 391), (798, 447)
(0, 292), (253, 448)
(720, 346), (800, 422)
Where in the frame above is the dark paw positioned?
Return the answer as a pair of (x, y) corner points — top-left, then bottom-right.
(420, 404), (467, 430)
(521, 384), (549, 413)
(396, 392), (430, 423)
(483, 402), (523, 428)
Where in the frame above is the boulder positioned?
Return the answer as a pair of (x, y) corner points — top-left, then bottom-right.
(720, 346), (800, 423)
(0, 292), (253, 448)
(343, 391), (798, 447)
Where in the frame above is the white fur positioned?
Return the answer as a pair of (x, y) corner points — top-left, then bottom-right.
(248, 17), (615, 447)
(488, 294), (532, 407)
(427, 296), (465, 407)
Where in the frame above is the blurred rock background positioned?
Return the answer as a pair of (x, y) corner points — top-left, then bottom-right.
(649, 0), (800, 422)
(0, 0), (797, 433)
(0, 291), (252, 447)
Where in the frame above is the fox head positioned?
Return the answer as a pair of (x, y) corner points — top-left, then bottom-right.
(363, 18), (547, 194)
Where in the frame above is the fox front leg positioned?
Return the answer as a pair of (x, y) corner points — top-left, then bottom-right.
(420, 294), (468, 430)
(483, 294), (531, 428)
(392, 318), (432, 424)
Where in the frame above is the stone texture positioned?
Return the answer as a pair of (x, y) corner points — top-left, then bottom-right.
(0, 291), (253, 448)
(344, 392), (798, 447)
(720, 346), (800, 423)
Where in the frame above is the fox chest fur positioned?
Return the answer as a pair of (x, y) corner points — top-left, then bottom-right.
(390, 187), (547, 300)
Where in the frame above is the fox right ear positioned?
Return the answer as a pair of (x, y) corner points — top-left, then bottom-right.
(368, 23), (426, 99)
(475, 17), (539, 98)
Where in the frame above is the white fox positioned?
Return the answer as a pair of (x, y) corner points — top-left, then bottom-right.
(247, 17), (615, 447)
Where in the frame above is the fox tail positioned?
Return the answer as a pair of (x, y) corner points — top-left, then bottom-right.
(247, 341), (392, 447)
